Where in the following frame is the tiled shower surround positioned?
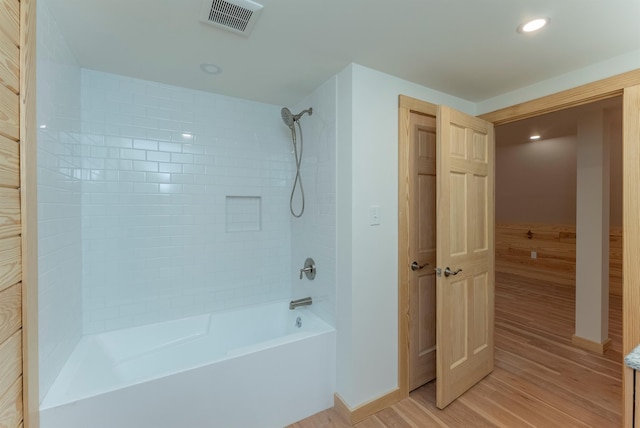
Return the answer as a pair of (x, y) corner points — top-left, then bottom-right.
(80, 70), (298, 333)
(38, 4), (337, 402)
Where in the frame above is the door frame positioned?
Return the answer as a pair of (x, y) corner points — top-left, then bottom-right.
(398, 69), (640, 423)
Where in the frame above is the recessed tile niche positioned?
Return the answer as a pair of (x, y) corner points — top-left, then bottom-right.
(225, 196), (262, 232)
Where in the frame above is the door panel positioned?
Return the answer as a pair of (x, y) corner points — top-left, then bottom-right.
(473, 175), (488, 251)
(472, 272), (489, 354)
(449, 172), (467, 255)
(408, 112), (437, 391)
(436, 105), (495, 409)
(417, 175), (435, 252)
(447, 277), (467, 369)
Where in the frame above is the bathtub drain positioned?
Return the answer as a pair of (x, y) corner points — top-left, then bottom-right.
(295, 316), (302, 328)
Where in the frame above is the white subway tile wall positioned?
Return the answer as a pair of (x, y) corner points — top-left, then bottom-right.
(37, 1), (83, 401)
(37, 5), (337, 391)
(80, 70), (296, 333)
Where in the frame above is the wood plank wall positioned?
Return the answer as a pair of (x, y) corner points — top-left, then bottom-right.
(0, 0), (24, 426)
(496, 223), (622, 296)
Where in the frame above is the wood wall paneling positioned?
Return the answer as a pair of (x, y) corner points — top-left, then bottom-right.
(0, 135), (19, 188)
(0, 188), (21, 240)
(0, 376), (23, 428)
(0, 331), (21, 402)
(0, 27), (19, 94)
(0, 283), (21, 346)
(0, 0), (19, 48)
(0, 82), (19, 141)
(0, 283), (21, 428)
(496, 223), (622, 295)
(0, 236), (21, 293)
(0, 284), (21, 427)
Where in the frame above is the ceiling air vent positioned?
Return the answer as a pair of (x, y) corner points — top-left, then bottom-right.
(200, 0), (263, 37)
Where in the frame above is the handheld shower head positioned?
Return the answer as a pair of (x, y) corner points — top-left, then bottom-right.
(281, 107), (295, 128)
(281, 106), (313, 218)
(281, 107), (313, 128)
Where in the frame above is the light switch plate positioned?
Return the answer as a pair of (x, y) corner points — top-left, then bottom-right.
(369, 205), (381, 226)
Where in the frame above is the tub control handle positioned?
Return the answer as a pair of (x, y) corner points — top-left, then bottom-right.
(299, 257), (316, 280)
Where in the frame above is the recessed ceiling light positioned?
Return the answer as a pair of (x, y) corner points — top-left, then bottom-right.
(530, 134), (541, 140)
(200, 63), (222, 75)
(518, 18), (549, 34)
(182, 132), (194, 139)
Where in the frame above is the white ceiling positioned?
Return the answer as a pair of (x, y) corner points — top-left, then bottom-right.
(46, 0), (640, 108)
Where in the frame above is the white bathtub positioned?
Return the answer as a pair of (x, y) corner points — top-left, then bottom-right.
(41, 301), (336, 428)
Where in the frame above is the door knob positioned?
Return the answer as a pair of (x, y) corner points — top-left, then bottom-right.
(411, 261), (428, 271)
(444, 267), (463, 277)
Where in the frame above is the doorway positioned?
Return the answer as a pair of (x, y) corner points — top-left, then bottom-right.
(398, 73), (640, 425)
(398, 96), (495, 408)
(494, 96), (622, 301)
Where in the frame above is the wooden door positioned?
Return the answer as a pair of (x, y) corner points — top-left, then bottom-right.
(408, 112), (437, 391)
(435, 105), (495, 409)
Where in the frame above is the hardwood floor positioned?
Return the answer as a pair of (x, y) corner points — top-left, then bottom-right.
(288, 272), (622, 427)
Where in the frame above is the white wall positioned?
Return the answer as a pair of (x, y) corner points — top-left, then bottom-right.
(335, 64), (475, 407)
(290, 76), (337, 326)
(80, 70), (295, 333)
(575, 110), (610, 343)
(36, 1), (83, 402)
(496, 136), (577, 224)
(496, 110), (622, 226)
(335, 65), (354, 401)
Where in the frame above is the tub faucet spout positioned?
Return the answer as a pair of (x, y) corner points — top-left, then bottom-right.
(289, 297), (312, 310)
